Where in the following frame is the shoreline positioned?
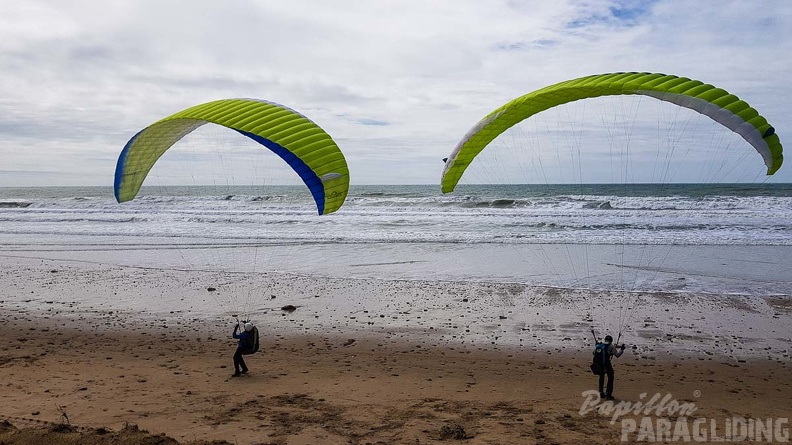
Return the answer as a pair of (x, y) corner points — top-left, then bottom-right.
(4, 239), (792, 296)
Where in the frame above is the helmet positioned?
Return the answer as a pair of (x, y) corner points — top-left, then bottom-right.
(604, 335), (613, 344)
(244, 322), (254, 332)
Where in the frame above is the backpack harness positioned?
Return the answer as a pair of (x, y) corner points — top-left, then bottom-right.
(240, 326), (260, 355)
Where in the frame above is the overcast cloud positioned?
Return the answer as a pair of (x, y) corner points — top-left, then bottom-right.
(1, 0), (791, 186)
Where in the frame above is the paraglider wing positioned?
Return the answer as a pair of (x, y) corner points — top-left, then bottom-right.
(114, 99), (350, 215)
(441, 72), (783, 193)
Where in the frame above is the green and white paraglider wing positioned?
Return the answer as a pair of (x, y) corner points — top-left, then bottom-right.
(114, 98), (350, 215)
(441, 72), (783, 192)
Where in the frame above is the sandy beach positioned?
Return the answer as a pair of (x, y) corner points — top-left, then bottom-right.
(2, 0), (792, 441)
(1, 256), (791, 444)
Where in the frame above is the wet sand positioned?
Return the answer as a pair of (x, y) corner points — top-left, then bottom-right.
(1, 256), (791, 444)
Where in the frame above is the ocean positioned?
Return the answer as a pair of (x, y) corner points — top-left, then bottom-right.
(2, 184), (792, 295)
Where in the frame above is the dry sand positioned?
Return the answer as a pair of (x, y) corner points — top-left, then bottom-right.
(1, 257), (791, 444)
(1, 309), (790, 444)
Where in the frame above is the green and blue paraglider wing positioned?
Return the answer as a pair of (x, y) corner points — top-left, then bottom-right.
(114, 98), (350, 215)
(441, 72), (783, 192)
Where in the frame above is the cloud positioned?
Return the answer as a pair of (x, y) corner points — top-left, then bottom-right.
(0, 0), (790, 186)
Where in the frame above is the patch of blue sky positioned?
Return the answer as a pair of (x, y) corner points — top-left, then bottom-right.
(567, 0), (656, 29)
(609, 0), (656, 21)
(494, 39), (557, 51)
(355, 118), (389, 126)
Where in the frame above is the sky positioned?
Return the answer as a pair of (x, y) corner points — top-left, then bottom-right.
(1, 0), (791, 186)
